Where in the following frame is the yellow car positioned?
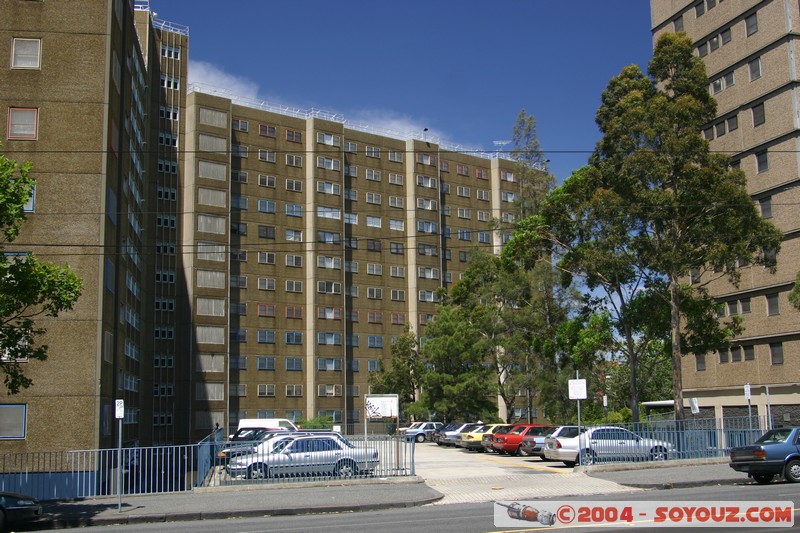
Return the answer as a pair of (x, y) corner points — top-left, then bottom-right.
(458, 424), (506, 452)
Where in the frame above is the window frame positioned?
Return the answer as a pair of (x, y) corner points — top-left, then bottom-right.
(11, 38), (41, 69)
(7, 108), (39, 140)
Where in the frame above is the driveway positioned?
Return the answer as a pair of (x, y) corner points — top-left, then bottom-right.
(413, 442), (639, 504)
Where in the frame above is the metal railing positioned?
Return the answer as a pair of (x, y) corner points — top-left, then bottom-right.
(572, 415), (769, 465)
(0, 434), (415, 500)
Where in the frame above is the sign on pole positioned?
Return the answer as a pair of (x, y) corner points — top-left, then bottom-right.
(744, 383), (751, 400)
(690, 397), (700, 415)
(364, 394), (399, 419)
(568, 379), (587, 400)
(115, 399), (125, 419)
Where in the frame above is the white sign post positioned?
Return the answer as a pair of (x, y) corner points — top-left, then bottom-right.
(568, 376), (587, 465)
(745, 384), (753, 435)
(115, 399), (124, 512)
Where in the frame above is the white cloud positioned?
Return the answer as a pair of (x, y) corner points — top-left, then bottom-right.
(188, 60), (260, 100)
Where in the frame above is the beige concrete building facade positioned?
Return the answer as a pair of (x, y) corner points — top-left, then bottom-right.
(651, 0), (800, 424)
(0, 0), (189, 451)
(2, 1), (542, 450)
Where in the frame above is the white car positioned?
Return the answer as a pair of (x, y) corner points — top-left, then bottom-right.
(227, 434), (379, 479)
(544, 426), (673, 467)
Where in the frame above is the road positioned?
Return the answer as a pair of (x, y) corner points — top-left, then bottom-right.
(42, 484), (797, 533)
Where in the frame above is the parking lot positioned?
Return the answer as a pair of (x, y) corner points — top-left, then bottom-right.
(412, 440), (638, 504)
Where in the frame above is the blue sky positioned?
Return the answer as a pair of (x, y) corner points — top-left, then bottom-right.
(152, 1), (654, 183)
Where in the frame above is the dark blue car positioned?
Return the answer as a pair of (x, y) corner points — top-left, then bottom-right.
(729, 427), (800, 484)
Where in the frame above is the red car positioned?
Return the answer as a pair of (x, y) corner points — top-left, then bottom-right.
(492, 424), (552, 456)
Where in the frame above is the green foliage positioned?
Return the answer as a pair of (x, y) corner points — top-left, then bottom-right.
(419, 305), (497, 422)
(504, 33), (782, 422)
(297, 416), (334, 430)
(369, 326), (425, 417)
(789, 272), (800, 311)
(0, 147), (83, 394)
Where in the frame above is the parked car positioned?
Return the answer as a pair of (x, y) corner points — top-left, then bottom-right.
(482, 424), (512, 452)
(217, 429), (289, 464)
(492, 424), (552, 456)
(228, 418), (298, 441)
(520, 426), (557, 458)
(544, 426), (673, 467)
(0, 491), (43, 530)
(431, 422), (461, 445)
(400, 421), (443, 443)
(729, 427), (800, 484)
(439, 423), (480, 447)
(458, 424), (504, 451)
(227, 434), (379, 479)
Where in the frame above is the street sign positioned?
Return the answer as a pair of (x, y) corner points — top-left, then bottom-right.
(744, 383), (751, 400)
(568, 379), (587, 400)
(115, 399), (125, 419)
(690, 397), (699, 415)
(602, 394), (608, 407)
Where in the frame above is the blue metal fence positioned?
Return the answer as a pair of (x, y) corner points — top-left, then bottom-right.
(0, 434), (415, 500)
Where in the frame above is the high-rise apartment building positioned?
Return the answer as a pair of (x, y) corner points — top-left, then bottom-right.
(651, 0), (800, 424)
(2, 1), (532, 450)
(1, 0), (189, 451)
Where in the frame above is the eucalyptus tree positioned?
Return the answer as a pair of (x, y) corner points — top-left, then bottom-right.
(505, 33), (782, 422)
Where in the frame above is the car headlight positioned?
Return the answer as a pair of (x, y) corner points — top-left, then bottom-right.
(16, 499), (37, 506)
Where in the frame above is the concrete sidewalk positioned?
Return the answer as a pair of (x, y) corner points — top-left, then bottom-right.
(40, 476), (442, 529)
(583, 457), (748, 489)
(31, 453), (755, 529)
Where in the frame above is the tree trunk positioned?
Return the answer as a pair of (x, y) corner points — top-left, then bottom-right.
(625, 329), (640, 422)
(670, 278), (684, 422)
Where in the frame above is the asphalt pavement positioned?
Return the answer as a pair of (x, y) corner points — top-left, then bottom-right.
(31, 446), (753, 530)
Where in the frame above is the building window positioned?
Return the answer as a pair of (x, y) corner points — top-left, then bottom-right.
(752, 103), (765, 127)
(285, 255), (302, 267)
(759, 197), (772, 218)
(286, 358), (303, 371)
(7, 108), (38, 140)
(285, 204), (303, 217)
(286, 129), (302, 142)
(257, 330), (276, 344)
(285, 331), (303, 345)
(756, 151), (768, 173)
(695, 353), (706, 371)
(367, 336), (384, 348)
(11, 38), (41, 69)
(745, 13), (758, 36)
(749, 58), (762, 81)
(317, 132), (341, 146)
(285, 228), (302, 242)
(317, 157), (341, 171)
(257, 304), (275, 317)
(259, 124), (276, 137)
(744, 345), (755, 361)
(391, 289), (405, 301)
(390, 242), (404, 255)
(719, 349), (728, 364)
(286, 154), (303, 167)
(285, 280), (303, 293)
(366, 169), (381, 181)
(258, 199), (276, 213)
(769, 342), (783, 365)
(366, 145), (381, 158)
(766, 293), (779, 316)
(259, 149), (276, 163)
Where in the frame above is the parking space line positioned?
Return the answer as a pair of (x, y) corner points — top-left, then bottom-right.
(475, 455), (573, 474)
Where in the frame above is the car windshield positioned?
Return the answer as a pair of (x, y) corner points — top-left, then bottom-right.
(557, 427), (583, 438)
(528, 426), (553, 437)
(755, 429), (792, 443)
(493, 425), (513, 435)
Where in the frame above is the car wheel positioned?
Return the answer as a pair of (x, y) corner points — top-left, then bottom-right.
(248, 464), (269, 480)
(580, 449), (596, 466)
(650, 447), (668, 461)
(335, 459), (359, 478)
(0, 509), (5, 531)
(753, 474), (774, 485)
(415, 433), (425, 443)
(784, 459), (800, 483)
